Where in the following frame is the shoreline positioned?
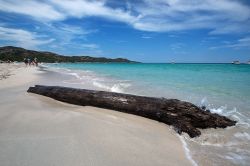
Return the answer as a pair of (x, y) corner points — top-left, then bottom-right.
(0, 63), (192, 166)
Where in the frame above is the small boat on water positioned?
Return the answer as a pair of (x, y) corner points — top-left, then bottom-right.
(232, 61), (240, 64)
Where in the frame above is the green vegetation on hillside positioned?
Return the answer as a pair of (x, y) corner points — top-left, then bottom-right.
(0, 46), (136, 63)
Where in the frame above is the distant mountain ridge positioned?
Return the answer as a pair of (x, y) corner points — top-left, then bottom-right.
(0, 46), (136, 63)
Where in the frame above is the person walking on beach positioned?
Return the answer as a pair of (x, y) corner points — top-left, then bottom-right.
(34, 57), (38, 67)
(24, 58), (28, 67)
(27, 58), (31, 66)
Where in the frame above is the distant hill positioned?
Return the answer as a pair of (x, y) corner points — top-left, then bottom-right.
(0, 46), (136, 63)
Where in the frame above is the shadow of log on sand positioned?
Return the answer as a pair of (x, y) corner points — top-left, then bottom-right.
(28, 85), (236, 138)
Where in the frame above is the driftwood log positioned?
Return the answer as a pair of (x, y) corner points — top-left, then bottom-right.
(28, 85), (236, 138)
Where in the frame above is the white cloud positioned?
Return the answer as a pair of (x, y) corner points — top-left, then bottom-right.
(0, 26), (54, 48)
(0, 0), (138, 24)
(141, 35), (152, 39)
(36, 23), (96, 49)
(0, 0), (64, 21)
(210, 36), (250, 49)
(76, 43), (103, 56)
(0, 0), (249, 34)
(59, 24), (94, 35)
(170, 43), (185, 50)
(82, 43), (99, 49)
(49, 0), (139, 24)
(133, 0), (250, 33)
(46, 23), (96, 41)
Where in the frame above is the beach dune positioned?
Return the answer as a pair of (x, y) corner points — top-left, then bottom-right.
(0, 63), (191, 166)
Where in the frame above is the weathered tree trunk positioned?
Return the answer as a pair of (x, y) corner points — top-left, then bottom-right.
(27, 85), (236, 138)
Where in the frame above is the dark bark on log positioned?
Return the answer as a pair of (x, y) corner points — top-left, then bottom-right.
(27, 85), (236, 138)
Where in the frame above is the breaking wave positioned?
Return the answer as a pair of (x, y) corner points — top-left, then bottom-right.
(93, 81), (131, 93)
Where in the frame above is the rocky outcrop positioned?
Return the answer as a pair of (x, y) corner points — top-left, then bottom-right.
(28, 85), (236, 138)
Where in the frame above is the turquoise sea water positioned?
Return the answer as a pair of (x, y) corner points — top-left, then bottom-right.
(48, 63), (250, 110)
(46, 63), (250, 165)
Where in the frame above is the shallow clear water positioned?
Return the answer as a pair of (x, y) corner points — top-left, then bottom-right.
(46, 63), (250, 165)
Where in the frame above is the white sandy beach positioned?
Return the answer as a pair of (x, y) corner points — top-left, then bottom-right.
(0, 63), (191, 166)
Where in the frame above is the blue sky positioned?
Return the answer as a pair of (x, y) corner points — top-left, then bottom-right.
(0, 0), (250, 63)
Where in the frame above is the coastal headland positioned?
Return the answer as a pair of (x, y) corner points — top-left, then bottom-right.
(0, 46), (136, 63)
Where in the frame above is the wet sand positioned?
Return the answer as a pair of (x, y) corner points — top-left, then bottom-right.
(0, 63), (191, 166)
